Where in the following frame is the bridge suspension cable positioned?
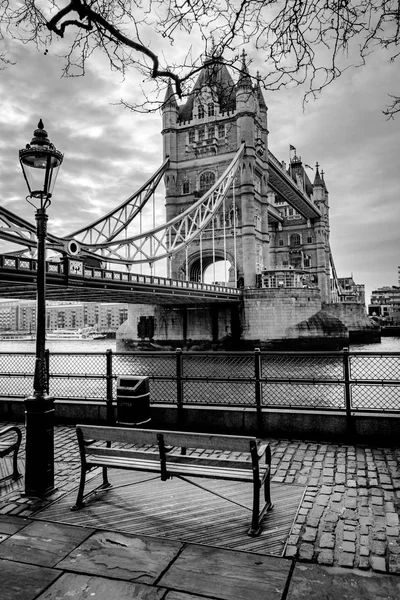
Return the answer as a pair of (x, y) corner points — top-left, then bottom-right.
(73, 143), (245, 266)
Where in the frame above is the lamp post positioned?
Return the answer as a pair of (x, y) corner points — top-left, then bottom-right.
(19, 120), (63, 497)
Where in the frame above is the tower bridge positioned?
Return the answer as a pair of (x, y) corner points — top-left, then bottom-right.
(0, 56), (376, 349)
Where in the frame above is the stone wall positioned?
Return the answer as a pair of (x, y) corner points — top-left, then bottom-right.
(324, 302), (381, 343)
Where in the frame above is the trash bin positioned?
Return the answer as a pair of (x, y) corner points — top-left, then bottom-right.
(116, 376), (151, 426)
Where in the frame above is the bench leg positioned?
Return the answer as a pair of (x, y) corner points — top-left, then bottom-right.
(11, 447), (21, 480)
(248, 480), (261, 537)
(71, 464), (87, 511)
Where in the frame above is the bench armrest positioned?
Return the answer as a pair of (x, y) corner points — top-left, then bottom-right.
(0, 426), (22, 447)
(257, 442), (270, 459)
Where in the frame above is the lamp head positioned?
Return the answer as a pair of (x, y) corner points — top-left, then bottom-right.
(19, 119), (63, 208)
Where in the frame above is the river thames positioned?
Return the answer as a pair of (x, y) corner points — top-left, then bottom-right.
(2, 336), (400, 354)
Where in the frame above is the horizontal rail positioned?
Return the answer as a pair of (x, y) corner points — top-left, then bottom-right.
(0, 349), (399, 417)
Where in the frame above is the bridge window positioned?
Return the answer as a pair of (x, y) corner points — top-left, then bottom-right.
(304, 255), (311, 268)
(188, 130), (195, 143)
(182, 180), (190, 194)
(207, 125), (214, 139)
(307, 235), (313, 244)
(278, 238), (284, 246)
(198, 105), (205, 119)
(198, 127), (205, 141)
(218, 124), (225, 138)
(208, 103), (214, 117)
(199, 171), (216, 193)
(290, 233), (301, 246)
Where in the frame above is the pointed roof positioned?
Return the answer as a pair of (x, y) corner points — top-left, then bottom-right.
(313, 162), (324, 187)
(256, 72), (267, 111)
(162, 80), (178, 109)
(178, 58), (236, 121)
(321, 170), (329, 193)
(237, 50), (252, 89)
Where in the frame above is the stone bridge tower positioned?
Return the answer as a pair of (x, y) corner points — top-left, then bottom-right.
(162, 55), (269, 288)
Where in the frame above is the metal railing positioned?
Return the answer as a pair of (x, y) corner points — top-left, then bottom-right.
(1, 348), (400, 425)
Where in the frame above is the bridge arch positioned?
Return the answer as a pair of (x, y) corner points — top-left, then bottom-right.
(182, 250), (236, 285)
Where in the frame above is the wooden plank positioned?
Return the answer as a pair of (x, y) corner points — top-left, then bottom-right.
(77, 424), (259, 452)
(33, 471), (304, 557)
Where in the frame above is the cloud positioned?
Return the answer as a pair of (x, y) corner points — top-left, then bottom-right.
(0, 29), (399, 302)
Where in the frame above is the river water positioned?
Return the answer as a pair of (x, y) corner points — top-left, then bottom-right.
(1, 337), (400, 354)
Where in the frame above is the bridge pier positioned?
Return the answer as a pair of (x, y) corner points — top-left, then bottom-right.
(116, 303), (240, 351)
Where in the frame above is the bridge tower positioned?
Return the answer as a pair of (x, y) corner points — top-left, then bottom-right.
(162, 54), (269, 287)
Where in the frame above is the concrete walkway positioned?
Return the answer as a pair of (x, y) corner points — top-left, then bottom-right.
(0, 422), (400, 599)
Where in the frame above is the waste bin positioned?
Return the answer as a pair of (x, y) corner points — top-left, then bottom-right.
(116, 376), (151, 426)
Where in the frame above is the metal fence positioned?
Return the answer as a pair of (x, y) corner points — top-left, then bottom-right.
(1, 348), (400, 420)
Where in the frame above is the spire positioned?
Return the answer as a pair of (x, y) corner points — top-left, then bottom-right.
(237, 49), (252, 89)
(321, 169), (329, 193)
(255, 71), (267, 111)
(313, 162), (324, 187)
(163, 80), (178, 108)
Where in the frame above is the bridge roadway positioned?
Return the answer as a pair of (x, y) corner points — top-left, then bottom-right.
(0, 254), (242, 305)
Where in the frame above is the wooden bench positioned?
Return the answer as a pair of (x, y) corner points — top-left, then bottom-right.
(72, 424), (273, 536)
(0, 426), (22, 483)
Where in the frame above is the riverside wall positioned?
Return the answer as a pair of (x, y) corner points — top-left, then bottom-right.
(117, 288), (350, 350)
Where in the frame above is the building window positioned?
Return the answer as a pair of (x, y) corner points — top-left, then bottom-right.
(198, 105), (205, 119)
(208, 103), (214, 117)
(278, 238), (284, 246)
(218, 124), (225, 138)
(307, 236), (313, 244)
(304, 255), (311, 268)
(198, 127), (205, 141)
(183, 180), (190, 194)
(199, 171), (216, 193)
(188, 130), (195, 143)
(290, 233), (301, 246)
(207, 125), (214, 139)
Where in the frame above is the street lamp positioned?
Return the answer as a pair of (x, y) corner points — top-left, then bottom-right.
(19, 120), (63, 497)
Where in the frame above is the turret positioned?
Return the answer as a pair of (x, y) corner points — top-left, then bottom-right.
(235, 51), (256, 147)
(161, 80), (178, 161)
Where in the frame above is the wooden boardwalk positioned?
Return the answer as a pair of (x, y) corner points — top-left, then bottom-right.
(33, 470), (305, 556)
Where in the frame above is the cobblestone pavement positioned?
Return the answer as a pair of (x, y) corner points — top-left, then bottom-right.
(1, 422), (400, 578)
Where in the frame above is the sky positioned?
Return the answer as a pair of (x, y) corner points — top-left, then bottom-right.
(0, 22), (399, 303)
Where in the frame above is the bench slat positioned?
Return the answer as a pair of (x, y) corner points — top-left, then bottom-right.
(77, 424), (258, 453)
(86, 454), (262, 482)
(86, 446), (255, 471)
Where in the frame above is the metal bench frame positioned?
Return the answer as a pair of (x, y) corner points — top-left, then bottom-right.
(0, 426), (22, 483)
(72, 424), (273, 536)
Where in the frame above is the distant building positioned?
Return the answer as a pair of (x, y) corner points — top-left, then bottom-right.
(0, 300), (128, 333)
(368, 287), (400, 324)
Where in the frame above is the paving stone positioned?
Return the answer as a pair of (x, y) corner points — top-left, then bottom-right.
(386, 513), (399, 527)
(388, 554), (400, 574)
(302, 528), (317, 543)
(285, 545), (298, 558)
(319, 533), (334, 549)
(338, 551), (354, 568)
(343, 530), (356, 542)
(357, 555), (371, 570)
(341, 541), (356, 553)
(371, 540), (387, 556)
(298, 543), (314, 561)
(370, 555), (387, 573)
(317, 549), (334, 565)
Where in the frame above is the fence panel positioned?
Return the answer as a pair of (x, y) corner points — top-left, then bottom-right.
(0, 349), (399, 414)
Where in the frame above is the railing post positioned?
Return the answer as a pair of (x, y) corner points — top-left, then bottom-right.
(106, 349), (114, 424)
(45, 348), (50, 395)
(176, 348), (184, 427)
(254, 348), (263, 435)
(343, 347), (353, 437)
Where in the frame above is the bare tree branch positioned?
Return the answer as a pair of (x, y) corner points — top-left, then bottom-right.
(0, 0), (398, 114)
